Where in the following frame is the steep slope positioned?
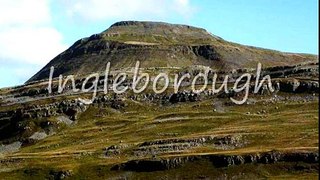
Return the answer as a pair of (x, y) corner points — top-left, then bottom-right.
(28, 21), (317, 82)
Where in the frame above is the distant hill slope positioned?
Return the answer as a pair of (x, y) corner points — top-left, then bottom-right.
(27, 21), (318, 82)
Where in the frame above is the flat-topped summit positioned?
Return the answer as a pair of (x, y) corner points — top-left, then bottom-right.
(109, 21), (201, 29)
(101, 21), (218, 45)
(27, 21), (318, 82)
(107, 21), (208, 34)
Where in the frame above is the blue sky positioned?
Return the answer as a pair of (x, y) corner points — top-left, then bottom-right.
(0, 0), (318, 88)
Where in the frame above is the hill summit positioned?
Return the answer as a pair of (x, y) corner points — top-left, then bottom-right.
(27, 21), (317, 82)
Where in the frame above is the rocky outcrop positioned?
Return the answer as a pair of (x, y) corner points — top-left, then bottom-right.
(112, 156), (193, 172)
(169, 91), (199, 103)
(132, 135), (247, 157)
(278, 79), (319, 93)
(192, 45), (221, 61)
(48, 170), (73, 179)
(0, 99), (89, 144)
(0, 141), (22, 154)
(112, 151), (319, 172)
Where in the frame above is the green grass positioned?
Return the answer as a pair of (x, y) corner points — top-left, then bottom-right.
(0, 91), (318, 179)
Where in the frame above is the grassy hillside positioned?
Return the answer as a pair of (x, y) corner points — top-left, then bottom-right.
(0, 91), (318, 179)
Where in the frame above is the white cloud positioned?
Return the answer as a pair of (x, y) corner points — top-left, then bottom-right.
(0, 0), (67, 86)
(0, 0), (51, 26)
(173, 0), (193, 17)
(0, 26), (66, 65)
(60, 0), (195, 21)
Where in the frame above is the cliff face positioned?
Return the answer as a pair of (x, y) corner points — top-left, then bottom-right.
(27, 21), (318, 82)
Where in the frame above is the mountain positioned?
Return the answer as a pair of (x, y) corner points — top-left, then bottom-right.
(0, 21), (318, 179)
(27, 21), (317, 82)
